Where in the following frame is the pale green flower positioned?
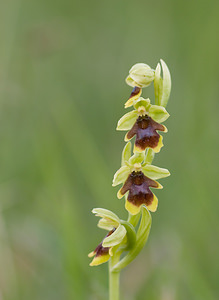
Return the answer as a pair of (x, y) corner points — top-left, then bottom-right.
(117, 97), (169, 153)
(112, 144), (170, 215)
(126, 63), (155, 88)
(88, 208), (126, 266)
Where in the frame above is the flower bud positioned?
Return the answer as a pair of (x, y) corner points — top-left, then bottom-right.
(126, 63), (155, 88)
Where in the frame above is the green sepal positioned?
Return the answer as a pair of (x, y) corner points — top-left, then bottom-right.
(112, 165), (130, 186)
(133, 97), (151, 110)
(148, 105), (169, 123)
(122, 142), (131, 166)
(160, 59), (171, 108)
(117, 110), (138, 131)
(102, 224), (126, 247)
(142, 164), (170, 180)
(129, 152), (145, 164)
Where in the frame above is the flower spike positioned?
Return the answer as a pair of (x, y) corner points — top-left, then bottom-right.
(89, 59), (171, 300)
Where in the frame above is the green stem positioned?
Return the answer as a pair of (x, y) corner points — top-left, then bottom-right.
(109, 252), (121, 300)
(128, 212), (141, 227)
(112, 207), (151, 273)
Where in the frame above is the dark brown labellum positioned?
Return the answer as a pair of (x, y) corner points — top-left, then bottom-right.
(126, 115), (165, 151)
(120, 171), (159, 208)
(93, 229), (115, 257)
(129, 86), (141, 100)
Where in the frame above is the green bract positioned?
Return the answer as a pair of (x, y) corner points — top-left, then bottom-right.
(154, 59), (171, 107)
(112, 206), (151, 272)
(154, 62), (162, 105)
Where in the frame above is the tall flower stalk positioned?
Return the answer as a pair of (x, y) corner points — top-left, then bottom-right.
(88, 59), (171, 300)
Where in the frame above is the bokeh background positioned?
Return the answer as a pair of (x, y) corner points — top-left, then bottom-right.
(0, 0), (219, 299)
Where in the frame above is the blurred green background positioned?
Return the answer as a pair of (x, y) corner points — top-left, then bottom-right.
(0, 0), (218, 299)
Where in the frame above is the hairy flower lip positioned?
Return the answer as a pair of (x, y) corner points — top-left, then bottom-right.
(88, 229), (116, 266)
(118, 171), (160, 214)
(117, 98), (169, 153)
(126, 115), (166, 153)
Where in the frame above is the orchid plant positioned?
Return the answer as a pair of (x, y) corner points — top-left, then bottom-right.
(88, 59), (171, 300)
